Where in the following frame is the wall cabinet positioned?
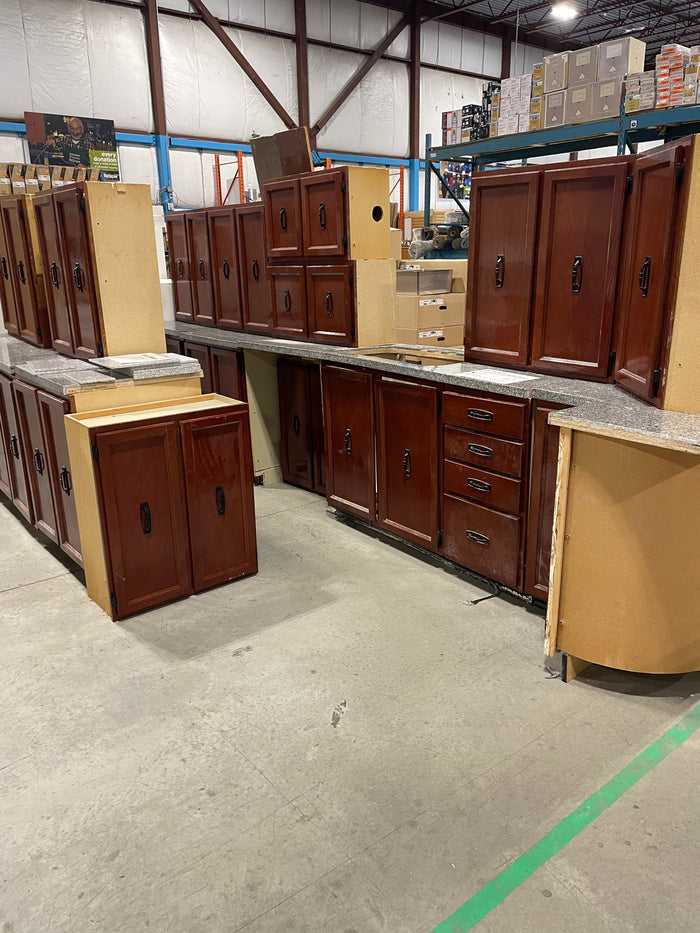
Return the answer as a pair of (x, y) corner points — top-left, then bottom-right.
(0, 197), (50, 348)
(186, 210), (216, 326)
(208, 207), (242, 330)
(277, 359), (325, 494)
(270, 266), (307, 339)
(264, 179), (303, 260)
(300, 169), (347, 257)
(165, 212), (194, 322)
(306, 264), (354, 344)
(0, 205), (21, 338)
(33, 195), (72, 355)
(236, 204), (274, 334)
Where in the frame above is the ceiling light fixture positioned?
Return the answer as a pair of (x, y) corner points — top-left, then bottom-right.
(551, 2), (578, 21)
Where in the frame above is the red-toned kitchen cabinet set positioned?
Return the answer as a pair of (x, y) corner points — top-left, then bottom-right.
(277, 360), (325, 495)
(0, 196), (50, 349)
(466, 139), (692, 404)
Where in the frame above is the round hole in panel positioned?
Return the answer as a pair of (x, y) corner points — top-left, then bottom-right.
(372, 205), (384, 222)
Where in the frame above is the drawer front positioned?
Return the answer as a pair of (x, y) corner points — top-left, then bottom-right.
(443, 494), (521, 589)
(443, 459), (521, 515)
(443, 391), (528, 440)
(444, 426), (524, 478)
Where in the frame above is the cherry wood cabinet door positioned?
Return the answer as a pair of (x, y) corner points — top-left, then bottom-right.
(37, 390), (82, 566)
(165, 335), (182, 355)
(321, 365), (375, 521)
(211, 347), (247, 402)
(375, 379), (439, 550)
(186, 211), (215, 326)
(181, 411), (257, 592)
(0, 199), (45, 346)
(264, 178), (303, 260)
(182, 341), (213, 394)
(524, 402), (567, 601)
(278, 360), (314, 491)
(0, 208), (20, 337)
(300, 169), (346, 257)
(615, 142), (688, 404)
(465, 170), (540, 366)
(34, 194), (73, 355)
(208, 208), (242, 329)
(165, 213), (194, 322)
(309, 366), (326, 495)
(13, 381), (58, 543)
(531, 161), (629, 379)
(236, 205), (273, 333)
(93, 420), (193, 620)
(270, 266), (308, 339)
(54, 186), (102, 357)
(0, 379), (13, 499)
(0, 374), (32, 521)
(306, 264), (354, 345)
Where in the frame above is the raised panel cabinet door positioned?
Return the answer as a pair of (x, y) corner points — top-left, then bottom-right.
(321, 365), (374, 520)
(94, 420), (193, 620)
(53, 186), (102, 358)
(270, 266), (308, 339)
(309, 366), (326, 495)
(236, 205), (274, 333)
(263, 178), (303, 259)
(278, 360), (314, 490)
(465, 170), (541, 365)
(181, 410), (257, 592)
(0, 199), (44, 346)
(211, 347), (247, 402)
(182, 342), (213, 395)
(186, 210), (216, 326)
(375, 379), (439, 550)
(37, 390), (82, 566)
(0, 207), (20, 337)
(531, 162), (629, 379)
(209, 208), (242, 329)
(0, 374), (32, 520)
(306, 264), (355, 345)
(615, 143), (687, 404)
(165, 213), (194, 322)
(13, 381), (58, 542)
(34, 194), (74, 355)
(300, 169), (347, 257)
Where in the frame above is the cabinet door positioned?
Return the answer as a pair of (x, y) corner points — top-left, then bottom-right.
(375, 379), (438, 549)
(465, 170), (540, 365)
(182, 342), (213, 394)
(37, 390), (82, 566)
(306, 264), (355, 345)
(34, 194), (74, 355)
(236, 205), (273, 333)
(186, 211), (215, 326)
(531, 162), (629, 379)
(0, 380), (12, 499)
(13, 381), (58, 542)
(525, 402), (566, 601)
(278, 360), (314, 490)
(0, 374), (32, 521)
(0, 208), (20, 337)
(165, 335), (182, 355)
(211, 347), (247, 402)
(0, 199), (44, 346)
(94, 420), (193, 620)
(181, 410), (257, 592)
(309, 366), (326, 495)
(321, 366), (374, 521)
(615, 143), (687, 404)
(209, 208), (242, 329)
(300, 169), (346, 257)
(270, 266), (308, 339)
(165, 213), (194, 322)
(263, 178), (302, 259)
(54, 186), (102, 358)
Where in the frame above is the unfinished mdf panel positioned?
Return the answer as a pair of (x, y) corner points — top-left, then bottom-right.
(354, 259), (396, 347)
(243, 349), (283, 485)
(346, 167), (390, 260)
(551, 431), (700, 674)
(68, 375), (203, 414)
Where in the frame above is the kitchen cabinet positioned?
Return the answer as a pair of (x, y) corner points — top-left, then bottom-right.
(208, 207), (242, 330)
(270, 266), (307, 339)
(165, 212), (194, 322)
(33, 195), (72, 355)
(165, 335), (182, 355)
(263, 178), (303, 260)
(375, 378), (439, 550)
(278, 359), (325, 494)
(306, 264), (354, 344)
(0, 197), (49, 348)
(300, 169), (346, 257)
(37, 389), (82, 566)
(183, 341), (214, 394)
(186, 210), (216, 326)
(0, 372), (32, 522)
(0, 388), (10, 500)
(0, 207), (20, 337)
(13, 380), (59, 543)
(236, 204), (273, 334)
(211, 346), (247, 401)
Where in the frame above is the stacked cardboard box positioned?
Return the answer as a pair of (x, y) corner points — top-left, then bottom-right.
(529, 62), (544, 131)
(498, 73), (532, 136)
(656, 43), (691, 107)
(395, 260), (467, 348)
(441, 110), (460, 146)
(625, 71), (657, 113)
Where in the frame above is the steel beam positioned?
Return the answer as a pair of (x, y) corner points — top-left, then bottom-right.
(294, 0), (310, 131)
(142, 0), (172, 211)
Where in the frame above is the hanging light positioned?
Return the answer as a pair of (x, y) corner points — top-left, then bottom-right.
(551, 3), (578, 20)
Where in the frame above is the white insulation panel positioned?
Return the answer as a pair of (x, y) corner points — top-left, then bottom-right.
(420, 68), (484, 151)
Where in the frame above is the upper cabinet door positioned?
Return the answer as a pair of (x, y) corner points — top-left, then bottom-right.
(37, 390), (82, 567)
(12, 381), (58, 543)
(34, 194), (74, 355)
(53, 187), (102, 358)
(465, 170), (541, 366)
(300, 169), (347, 257)
(0, 373), (32, 522)
(165, 213), (194, 322)
(208, 208), (242, 330)
(306, 264), (355, 345)
(263, 178), (303, 259)
(0, 208), (20, 337)
(180, 411), (257, 593)
(0, 199), (44, 346)
(186, 211), (215, 326)
(270, 266), (308, 339)
(236, 205), (273, 333)
(615, 143), (687, 404)
(531, 162), (629, 380)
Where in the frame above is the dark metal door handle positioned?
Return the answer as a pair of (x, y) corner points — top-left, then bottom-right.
(9, 435), (19, 459)
(283, 289), (291, 313)
(198, 258), (205, 279)
(318, 201), (326, 229)
(495, 254), (504, 289)
(293, 414), (301, 436)
(32, 448), (44, 474)
(177, 259), (184, 278)
(638, 256), (651, 298)
(467, 443), (493, 458)
(325, 291), (333, 316)
(72, 263), (83, 292)
(467, 477), (491, 492)
(222, 258), (230, 279)
(466, 530), (490, 546)
(50, 261), (60, 288)
(252, 258), (259, 281)
(402, 448), (411, 477)
(467, 408), (494, 422)
(279, 206), (287, 231)
(344, 428), (352, 454)
(140, 502), (152, 535)
(216, 485), (226, 515)
(59, 466), (71, 494)
(17, 261), (26, 285)
(0, 257), (7, 279)
(572, 255), (583, 293)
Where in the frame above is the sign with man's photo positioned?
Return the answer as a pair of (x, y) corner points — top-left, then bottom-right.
(24, 112), (120, 180)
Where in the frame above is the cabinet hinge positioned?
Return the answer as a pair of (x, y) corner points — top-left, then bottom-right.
(652, 368), (662, 392)
(348, 273), (354, 287)
(97, 341), (104, 356)
(437, 530), (443, 548)
(625, 175), (634, 196)
(341, 178), (347, 195)
(608, 349), (616, 371)
(677, 162), (686, 185)
(79, 198), (86, 213)
(110, 592), (118, 610)
(91, 443), (100, 462)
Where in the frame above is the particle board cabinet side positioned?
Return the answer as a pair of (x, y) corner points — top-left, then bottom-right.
(354, 259), (396, 347)
(346, 166), (391, 260)
(544, 425), (572, 658)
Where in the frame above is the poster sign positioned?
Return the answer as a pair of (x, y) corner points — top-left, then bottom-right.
(24, 112), (120, 180)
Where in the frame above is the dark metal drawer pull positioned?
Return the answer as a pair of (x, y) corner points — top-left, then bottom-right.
(638, 255), (651, 298)
(344, 428), (352, 454)
(0, 256), (7, 279)
(252, 258), (259, 281)
(177, 259), (184, 278)
(467, 477), (491, 493)
(9, 435), (19, 459)
(293, 414), (301, 436)
(318, 201), (327, 229)
(59, 466), (71, 494)
(72, 263), (84, 292)
(495, 254), (504, 289)
(402, 448), (411, 477)
(466, 530), (490, 546)
(216, 485), (226, 516)
(140, 502), (152, 535)
(325, 291), (333, 316)
(17, 260), (26, 285)
(467, 408), (494, 422)
(32, 448), (44, 474)
(199, 258), (205, 279)
(222, 258), (230, 279)
(571, 255), (583, 293)
(50, 261), (60, 288)
(279, 206), (287, 231)
(283, 289), (291, 312)
(467, 443), (493, 458)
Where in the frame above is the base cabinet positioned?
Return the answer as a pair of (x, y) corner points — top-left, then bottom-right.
(181, 341), (247, 401)
(0, 373), (33, 522)
(278, 359), (325, 494)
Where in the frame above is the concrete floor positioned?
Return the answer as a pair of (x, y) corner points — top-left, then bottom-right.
(1, 483), (699, 933)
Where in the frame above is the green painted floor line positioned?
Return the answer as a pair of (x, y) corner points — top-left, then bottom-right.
(434, 702), (700, 933)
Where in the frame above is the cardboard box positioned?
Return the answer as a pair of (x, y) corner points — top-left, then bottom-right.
(598, 37), (646, 79)
(396, 324), (464, 348)
(592, 79), (623, 119)
(498, 115), (519, 136)
(544, 52), (569, 93)
(0, 164), (11, 197)
(518, 114), (530, 133)
(24, 163), (40, 194)
(10, 164), (26, 194)
(529, 112), (543, 131)
(530, 95), (543, 115)
(532, 62), (544, 83)
(544, 91), (566, 127)
(489, 121), (499, 138)
(565, 84), (595, 123)
(570, 46), (599, 87)
(396, 292), (466, 331)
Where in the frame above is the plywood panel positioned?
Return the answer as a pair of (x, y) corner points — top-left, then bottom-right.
(355, 259), (396, 347)
(347, 166), (391, 260)
(243, 349), (283, 483)
(69, 376), (203, 413)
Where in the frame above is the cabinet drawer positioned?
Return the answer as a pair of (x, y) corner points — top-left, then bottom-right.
(443, 459), (521, 515)
(443, 391), (528, 439)
(443, 494), (521, 589)
(444, 426), (524, 478)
